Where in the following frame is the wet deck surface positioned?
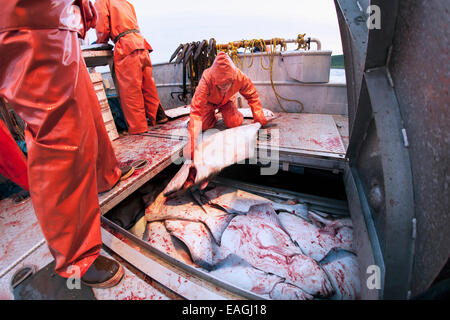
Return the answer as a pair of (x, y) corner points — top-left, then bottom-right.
(0, 134), (184, 300)
(99, 135), (185, 214)
(0, 112), (348, 300)
(146, 112), (349, 159)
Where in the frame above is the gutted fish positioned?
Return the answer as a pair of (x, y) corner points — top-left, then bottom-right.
(220, 203), (333, 297)
(269, 282), (313, 300)
(145, 191), (234, 245)
(164, 219), (224, 270)
(204, 185), (309, 219)
(145, 221), (195, 266)
(221, 203), (303, 257)
(209, 254), (283, 297)
(320, 249), (360, 300)
(277, 211), (354, 262)
(163, 123), (261, 196)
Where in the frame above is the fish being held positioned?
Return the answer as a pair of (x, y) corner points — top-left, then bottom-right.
(220, 203), (333, 297)
(163, 123), (261, 197)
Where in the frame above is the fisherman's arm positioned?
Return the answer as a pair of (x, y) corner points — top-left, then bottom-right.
(93, 0), (111, 43)
(184, 78), (209, 160)
(238, 72), (268, 126)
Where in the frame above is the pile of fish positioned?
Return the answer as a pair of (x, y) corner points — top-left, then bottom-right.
(144, 184), (360, 300)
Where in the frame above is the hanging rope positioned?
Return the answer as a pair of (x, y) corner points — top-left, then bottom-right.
(267, 38), (304, 113)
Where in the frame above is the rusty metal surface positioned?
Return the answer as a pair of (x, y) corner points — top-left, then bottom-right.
(389, 0), (450, 296)
(335, 0), (424, 299)
(99, 134), (186, 214)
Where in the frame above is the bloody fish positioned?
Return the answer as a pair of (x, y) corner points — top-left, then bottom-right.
(277, 211), (354, 262)
(164, 219), (224, 270)
(204, 184), (309, 219)
(145, 191), (234, 245)
(320, 248), (360, 300)
(220, 203), (333, 297)
(209, 254), (283, 297)
(269, 282), (313, 300)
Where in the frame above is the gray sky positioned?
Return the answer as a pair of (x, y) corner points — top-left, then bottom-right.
(89, 0), (343, 64)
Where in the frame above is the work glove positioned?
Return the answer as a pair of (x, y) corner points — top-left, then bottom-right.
(253, 112), (268, 127)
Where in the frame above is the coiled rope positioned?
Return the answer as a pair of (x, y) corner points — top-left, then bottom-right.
(217, 34), (307, 113)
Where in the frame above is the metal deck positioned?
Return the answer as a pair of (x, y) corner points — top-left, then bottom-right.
(0, 134), (184, 300)
(145, 112), (349, 170)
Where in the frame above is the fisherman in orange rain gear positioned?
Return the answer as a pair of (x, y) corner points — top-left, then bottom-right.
(0, 0), (132, 288)
(0, 118), (29, 191)
(184, 51), (268, 161)
(94, 0), (168, 135)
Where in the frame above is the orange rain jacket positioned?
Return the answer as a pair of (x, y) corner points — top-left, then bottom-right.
(0, 119), (29, 191)
(186, 52), (267, 159)
(0, 0), (122, 278)
(94, 0), (161, 134)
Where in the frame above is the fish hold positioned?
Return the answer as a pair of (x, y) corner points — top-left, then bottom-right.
(164, 219), (223, 270)
(320, 249), (360, 300)
(209, 254), (283, 297)
(145, 221), (195, 266)
(205, 185), (309, 219)
(277, 211), (354, 262)
(163, 123), (261, 197)
(221, 204), (333, 297)
(145, 192), (234, 245)
(269, 282), (313, 300)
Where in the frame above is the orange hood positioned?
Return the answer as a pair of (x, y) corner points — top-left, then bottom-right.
(210, 52), (236, 85)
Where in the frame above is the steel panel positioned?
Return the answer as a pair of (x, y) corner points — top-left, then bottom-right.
(388, 0), (450, 296)
(335, 0), (420, 299)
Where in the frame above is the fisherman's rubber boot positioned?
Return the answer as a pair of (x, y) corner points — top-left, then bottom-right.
(81, 255), (125, 289)
(119, 165), (135, 181)
(155, 104), (168, 124)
